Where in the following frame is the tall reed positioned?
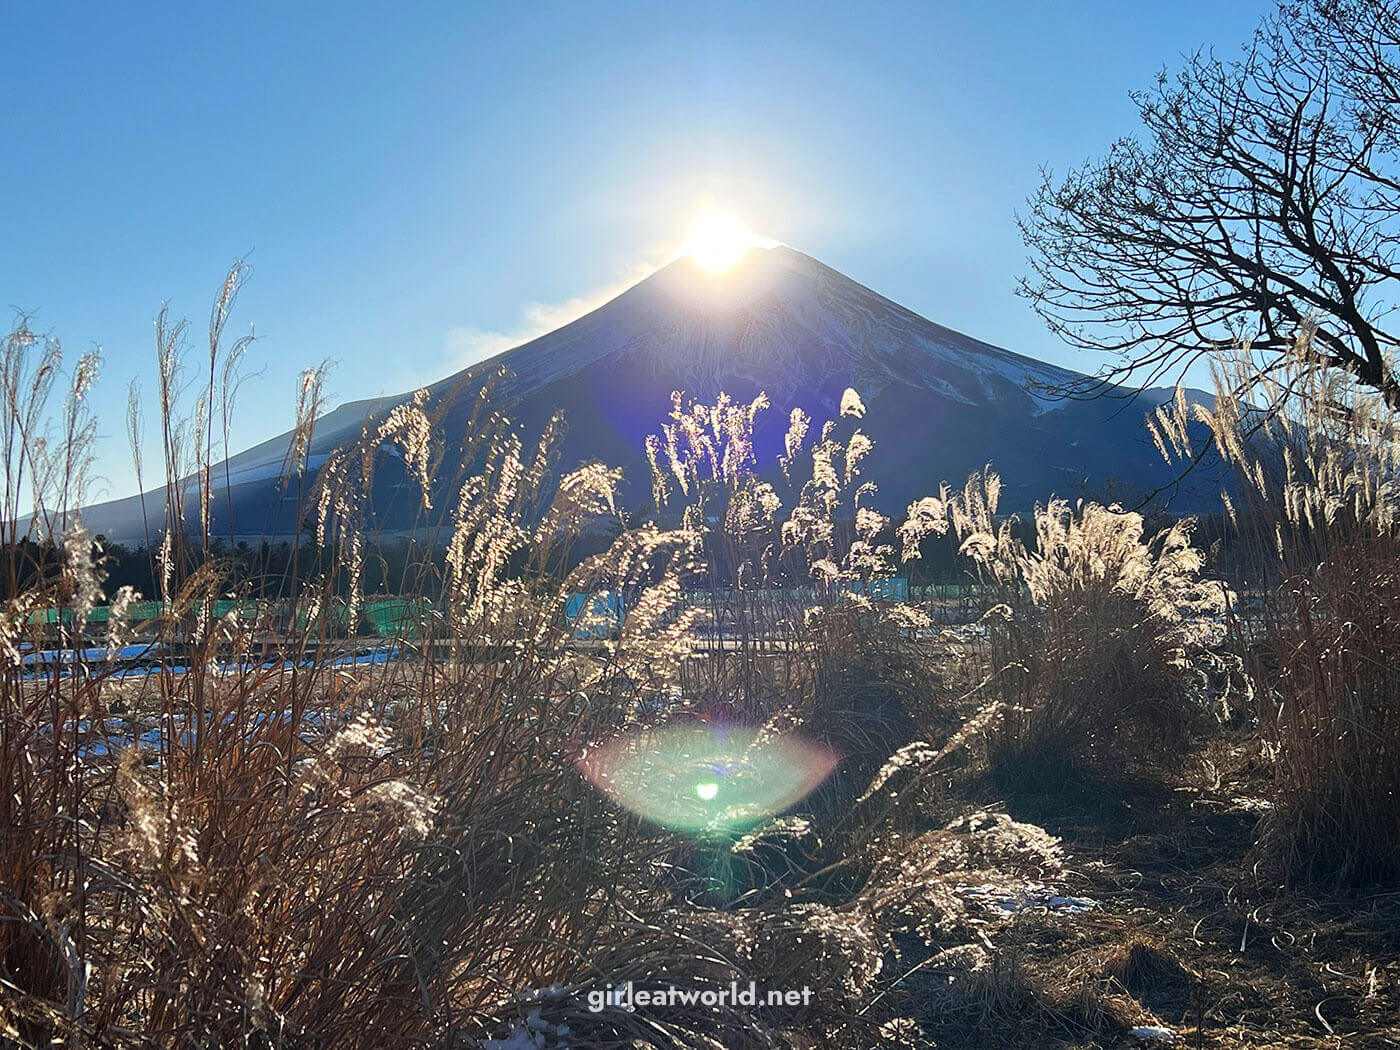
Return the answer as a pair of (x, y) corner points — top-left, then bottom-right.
(1151, 335), (1400, 887)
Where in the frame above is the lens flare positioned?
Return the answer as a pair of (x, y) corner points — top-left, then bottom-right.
(578, 723), (838, 833)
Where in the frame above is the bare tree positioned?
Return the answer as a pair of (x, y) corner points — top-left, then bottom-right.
(1020, 0), (1400, 412)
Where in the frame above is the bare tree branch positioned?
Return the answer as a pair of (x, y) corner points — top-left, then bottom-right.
(1020, 0), (1400, 413)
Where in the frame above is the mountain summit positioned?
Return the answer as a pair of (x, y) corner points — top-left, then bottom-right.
(81, 245), (1212, 544)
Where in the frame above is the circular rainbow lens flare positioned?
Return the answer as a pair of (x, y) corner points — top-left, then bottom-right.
(578, 723), (838, 833)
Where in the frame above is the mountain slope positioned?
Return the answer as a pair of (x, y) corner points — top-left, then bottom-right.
(79, 245), (1217, 544)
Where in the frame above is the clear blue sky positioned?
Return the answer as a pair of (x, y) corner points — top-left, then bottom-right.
(3, 0), (1273, 504)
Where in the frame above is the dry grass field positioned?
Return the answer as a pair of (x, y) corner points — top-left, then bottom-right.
(2, 307), (1398, 1048)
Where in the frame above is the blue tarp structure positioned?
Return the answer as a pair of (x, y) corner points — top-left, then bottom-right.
(846, 577), (910, 602)
(564, 591), (623, 639)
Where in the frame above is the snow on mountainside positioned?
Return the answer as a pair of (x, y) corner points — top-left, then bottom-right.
(75, 245), (1219, 545)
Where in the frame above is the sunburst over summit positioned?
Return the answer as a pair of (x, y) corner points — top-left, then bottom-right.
(683, 211), (771, 271)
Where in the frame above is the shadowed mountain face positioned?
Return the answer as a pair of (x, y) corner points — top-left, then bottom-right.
(80, 246), (1217, 544)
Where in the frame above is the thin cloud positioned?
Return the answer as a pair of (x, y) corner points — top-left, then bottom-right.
(441, 261), (658, 374)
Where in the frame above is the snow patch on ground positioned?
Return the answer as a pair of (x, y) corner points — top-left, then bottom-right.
(957, 882), (1099, 915)
(1129, 1025), (1176, 1043)
(468, 1008), (572, 1049)
(1230, 796), (1274, 814)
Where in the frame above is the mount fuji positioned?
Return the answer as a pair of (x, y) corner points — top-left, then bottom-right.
(79, 245), (1216, 545)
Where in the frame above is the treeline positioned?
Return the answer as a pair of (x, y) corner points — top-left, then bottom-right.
(0, 535), (441, 603)
(1, 507), (1257, 607)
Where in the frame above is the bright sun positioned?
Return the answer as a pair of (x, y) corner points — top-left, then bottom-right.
(685, 212), (764, 272)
